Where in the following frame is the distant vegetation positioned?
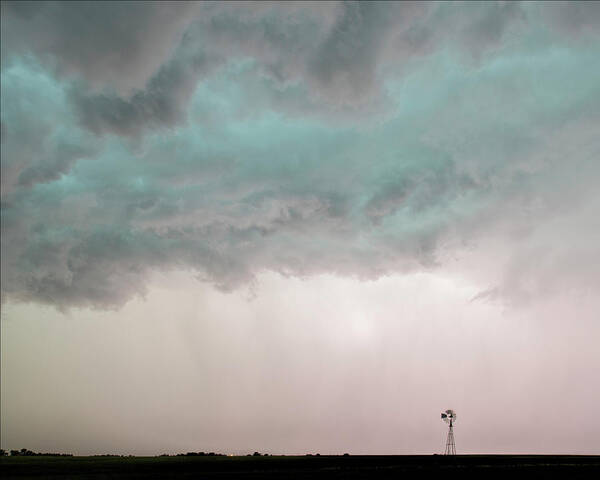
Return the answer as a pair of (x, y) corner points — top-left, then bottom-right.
(0, 449), (276, 457)
(177, 452), (224, 457)
(1, 448), (72, 456)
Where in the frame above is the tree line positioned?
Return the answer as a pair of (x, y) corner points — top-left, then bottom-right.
(1, 448), (73, 456)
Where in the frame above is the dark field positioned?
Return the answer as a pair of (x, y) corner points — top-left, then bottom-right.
(2, 455), (599, 479)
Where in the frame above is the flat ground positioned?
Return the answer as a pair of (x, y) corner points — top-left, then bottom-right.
(2, 454), (599, 479)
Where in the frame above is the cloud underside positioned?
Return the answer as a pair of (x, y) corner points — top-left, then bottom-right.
(1, 1), (600, 309)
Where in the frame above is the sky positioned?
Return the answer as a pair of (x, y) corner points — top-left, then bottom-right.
(1, 1), (599, 455)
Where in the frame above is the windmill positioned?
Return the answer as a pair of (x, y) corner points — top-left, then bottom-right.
(441, 409), (457, 455)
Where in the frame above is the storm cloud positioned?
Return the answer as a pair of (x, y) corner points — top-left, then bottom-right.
(1, 1), (599, 309)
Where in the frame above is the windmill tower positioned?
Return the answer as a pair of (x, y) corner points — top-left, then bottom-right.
(441, 409), (457, 455)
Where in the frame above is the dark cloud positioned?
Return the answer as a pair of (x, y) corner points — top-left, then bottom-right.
(17, 142), (94, 187)
(308, 2), (412, 105)
(71, 46), (222, 137)
(1, 1), (537, 139)
(4, 1), (514, 137)
(364, 153), (475, 224)
(543, 1), (600, 38)
(458, 1), (525, 54)
(1, 1), (199, 94)
(4, 2), (596, 138)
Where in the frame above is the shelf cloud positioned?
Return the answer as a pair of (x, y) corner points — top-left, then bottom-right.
(2, 1), (599, 309)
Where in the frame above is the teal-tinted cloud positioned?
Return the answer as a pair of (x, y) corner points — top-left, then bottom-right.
(1, 2), (599, 308)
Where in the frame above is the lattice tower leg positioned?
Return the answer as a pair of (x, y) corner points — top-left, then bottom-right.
(444, 423), (456, 455)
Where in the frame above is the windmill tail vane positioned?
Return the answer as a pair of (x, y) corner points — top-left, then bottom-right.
(441, 409), (457, 455)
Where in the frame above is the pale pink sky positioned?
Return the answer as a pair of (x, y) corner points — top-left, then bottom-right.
(2, 269), (599, 455)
